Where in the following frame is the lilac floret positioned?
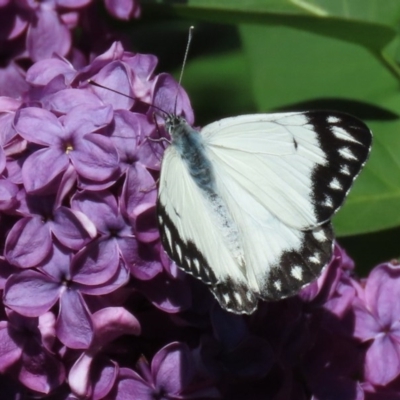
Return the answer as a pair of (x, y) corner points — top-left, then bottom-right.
(0, 0), (140, 97)
(352, 262), (400, 386)
(0, 27), (396, 400)
(5, 194), (96, 267)
(106, 342), (220, 399)
(72, 190), (162, 281)
(14, 104), (119, 193)
(68, 306), (140, 398)
(26, 2), (72, 62)
(104, 0), (140, 19)
(0, 310), (65, 393)
(4, 242), (130, 349)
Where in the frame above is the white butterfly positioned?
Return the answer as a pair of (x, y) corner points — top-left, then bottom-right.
(157, 110), (372, 314)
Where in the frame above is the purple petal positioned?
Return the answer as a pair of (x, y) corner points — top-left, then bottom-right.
(5, 216), (52, 268)
(79, 262), (130, 296)
(91, 307), (141, 349)
(27, 6), (71, 62)
(57, 0), (91, 7)
(71, 239), (120, 285)
(4, 270), (60, 317)
(152, 73), (194, 125)
(109, 110), (152, 160)
(26, 57), (76, 86)
(5, 161), (23, 187)
(0, 258), (18, 290)
(71, 133), (119, 181)
(135, 271), (191, 313)
(55, 163), (77, 206)
(365, 334), (400, 385)
(391, 320), (400, 344)
(40, 242), (72, 280)
(51, 206), (96, 250)
(137, 134), (164, 171)
(122, 164), (157, 221)
(7, 310), (38, 330)
(0, 179), (19, 210)
(68, 352), (93, 398)
(72, 190), (119, 233)
(365, 263), (400, 327)
(0, 105), (19, 146)
(22, 147), (69, 193)
(152, 342), (193, 394)
(38, 312), (57, 352)
(125, 54), (157, 93)
(76, 42), (125, 81)
(0, 145), (5, 173)
(0, 61), (29, 98)
(77, 175), (120, 191)
(92, 359), (118, 400)
(133, 203), (159, 243)
(47, 88), (104, 114)
(19, 340), (65, 394)
(323, 277), (356, 318)
(118, 238), (162, 280)
(124, 53), (157, 102)
(104, 0), (138, 20)
(107, 368), (153, 399)
(91, 61), (134, 109)
(0, 321), (22, 372)
(57, 289), (93, 349)
(14, 107), (64, 146)
(63, 104), (113, 137)
(0, 5), (27, 40)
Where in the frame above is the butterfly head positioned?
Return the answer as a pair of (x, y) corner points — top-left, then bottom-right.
(165, 114), (188, 139)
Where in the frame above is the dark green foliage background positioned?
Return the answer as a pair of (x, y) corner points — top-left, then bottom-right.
(130, 1), (400, 273)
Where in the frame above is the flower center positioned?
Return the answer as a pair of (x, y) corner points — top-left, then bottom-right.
(65, 142), (74, 154)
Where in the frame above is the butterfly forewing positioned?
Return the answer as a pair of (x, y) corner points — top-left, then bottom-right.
(157, 111), (372, 314)
(202, 111), (372, 229)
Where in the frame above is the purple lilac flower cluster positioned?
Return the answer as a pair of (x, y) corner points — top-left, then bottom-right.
(0, 4), (399, 396)
(0, 0), (140, 98)
(0, 41), (399, 399)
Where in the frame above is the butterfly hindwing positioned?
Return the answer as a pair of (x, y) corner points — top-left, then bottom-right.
(158, 198), (218, 286)
(210, 223), (333, 313)
(261, 222), (334, 300)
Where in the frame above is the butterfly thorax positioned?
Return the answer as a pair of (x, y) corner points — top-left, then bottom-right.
(166, 114), (216, 194)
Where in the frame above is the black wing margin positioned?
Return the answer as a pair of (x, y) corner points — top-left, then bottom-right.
(305, 111), (372, 224)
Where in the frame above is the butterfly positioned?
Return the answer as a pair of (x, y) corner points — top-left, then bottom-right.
(156, 110), (372, 314)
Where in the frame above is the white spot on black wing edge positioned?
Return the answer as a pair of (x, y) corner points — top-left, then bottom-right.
(305, 111), (372, 224)
(157, 201), (218, 285)
(261, 222), (334, 301)
(211, 280), (258, 315)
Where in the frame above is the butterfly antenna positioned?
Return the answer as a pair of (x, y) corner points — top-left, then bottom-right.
(174, 26), (194, 115)
(87, 79), (167, 116)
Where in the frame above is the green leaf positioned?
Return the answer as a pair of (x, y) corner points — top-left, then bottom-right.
(142, 0), (396, 52)
(333, 118), (400, 235)
(239, 24), (399, 113)
(175, 51), (255, 125)
(239, 23), (400, 236)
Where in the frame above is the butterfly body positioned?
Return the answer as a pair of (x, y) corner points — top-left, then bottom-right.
(158, 111), (372, 314)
